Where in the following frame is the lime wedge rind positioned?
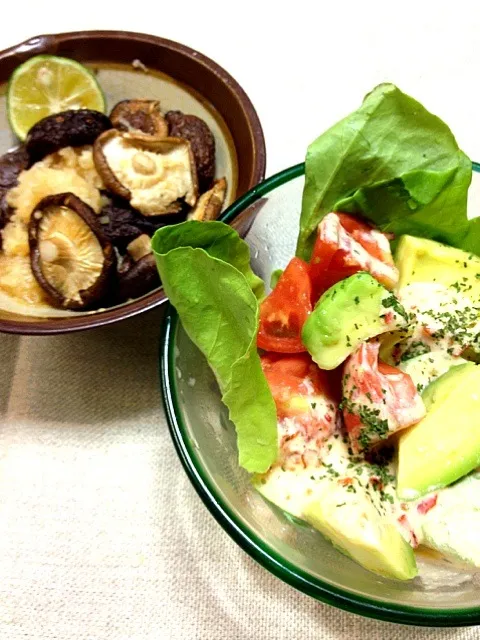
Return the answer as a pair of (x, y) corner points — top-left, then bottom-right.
(7, 55), (106, 141)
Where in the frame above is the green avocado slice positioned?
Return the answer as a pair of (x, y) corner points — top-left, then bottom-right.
(395, 234), (480, 300)
(301, 272), (408, 370)
(303, 484), (417, 581)
(397, 362), (480, 501)
(395, 234), (480, 361)
(254, 438), (417, 581)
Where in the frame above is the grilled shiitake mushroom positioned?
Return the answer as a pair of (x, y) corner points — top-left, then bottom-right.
(0, 145), (29, 242)
(110, 100), (169, 137)
(28, 192), (115, 310)
(99, 195), (166, 250)
(116, 234), (160, 302)
(188, 177), (227, 221)
(165, 110), (215, 192)
(0, 146), (29, 188)
(93, 130), (198, 216)
(26, 109), (112, 163)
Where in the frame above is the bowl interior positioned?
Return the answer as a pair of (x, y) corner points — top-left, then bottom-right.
(0, 31), (265, 333)
(162, 165), (480, 626)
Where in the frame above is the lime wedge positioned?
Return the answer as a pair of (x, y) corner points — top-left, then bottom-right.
(7, 55), (106, 140)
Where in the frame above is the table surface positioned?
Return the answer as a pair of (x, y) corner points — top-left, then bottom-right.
(2, 2), (480, 637)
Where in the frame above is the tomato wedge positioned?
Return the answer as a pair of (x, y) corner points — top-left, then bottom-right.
(261, 353), (338, 468)
(257, 257), (312, 353)
(261, 352), (335, 419)
(342, 341), (425, 451)
(310, 212), (399, 300)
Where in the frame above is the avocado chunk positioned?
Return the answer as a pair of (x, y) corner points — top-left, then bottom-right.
(303, 483), (417, 581)
(254, 437), (417, 581)
(302, 272), (408, 370)
(395, 236), (480, 360)
(419, 474), (480, 568)
(395, 235), (480, 301)
(397, 362), (480, 500)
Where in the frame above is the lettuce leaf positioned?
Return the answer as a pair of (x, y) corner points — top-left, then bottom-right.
(153, 220), (265, 300)
(297, 83), (474, 261)
(152, 221), (277, 473)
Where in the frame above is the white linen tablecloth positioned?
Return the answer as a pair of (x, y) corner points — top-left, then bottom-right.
(2, 1), (480, 637)
(1, 311), (480, 639)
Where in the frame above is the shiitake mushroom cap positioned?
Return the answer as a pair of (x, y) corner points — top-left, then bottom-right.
(116, 253), (160, 303)
(26, 109), (112, 163)
(0, 145), (29, 243)
(188, 177), (227, 221)
(165, 110), (215, 192)
(0, 145), (29, 188)
(99, 194), (167, 250)
(110, 100), (169, 137)
(28, 192), (116, 310)
(93, 129), (198, 216)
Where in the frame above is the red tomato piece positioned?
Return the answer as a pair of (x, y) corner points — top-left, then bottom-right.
(310, 212), (399, 299)
(257, 257), (312, 353)
(261, 352), (339, 469)
(337, 213), (389, 263)
(342, 341), (425, 451)
(261, 351), (311, 384)
(397, 514), (420, 548)
(416, 494), (438, 515)
(261, 352), (335, 420)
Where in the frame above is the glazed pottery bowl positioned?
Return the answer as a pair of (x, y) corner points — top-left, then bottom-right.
(0, 30), (266, 334)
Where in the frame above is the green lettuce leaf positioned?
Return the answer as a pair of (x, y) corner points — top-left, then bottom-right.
(152, 221), (277, 473)
(154, 220), (265, 300)
(297, 83), (474, 261)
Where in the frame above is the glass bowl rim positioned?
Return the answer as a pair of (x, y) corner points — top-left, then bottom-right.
(160, 161), (480, 627)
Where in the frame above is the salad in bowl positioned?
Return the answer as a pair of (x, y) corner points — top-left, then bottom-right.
(154, 83), (480, 583)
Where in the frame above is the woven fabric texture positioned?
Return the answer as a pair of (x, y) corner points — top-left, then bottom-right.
(0, 309), (478, 639)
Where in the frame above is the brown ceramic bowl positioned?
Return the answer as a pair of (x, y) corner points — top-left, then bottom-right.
(0, 30), (266, 335)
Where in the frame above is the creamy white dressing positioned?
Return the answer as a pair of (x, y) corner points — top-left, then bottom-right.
(259, 428), (429, 551)
(256, 435), (356, 518)
(420, 474), (480, 568)
(399, 351), (467, 393)
(396, 282), (480, 360)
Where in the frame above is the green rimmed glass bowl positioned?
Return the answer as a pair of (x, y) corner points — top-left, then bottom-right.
(161, 162), (480, 627)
